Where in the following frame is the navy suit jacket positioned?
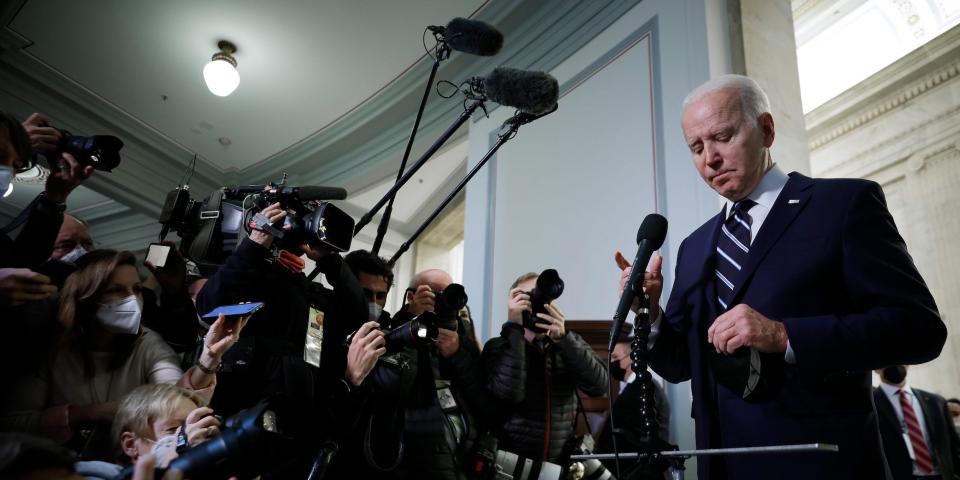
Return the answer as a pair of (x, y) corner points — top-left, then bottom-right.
(651, 173), (945, 480)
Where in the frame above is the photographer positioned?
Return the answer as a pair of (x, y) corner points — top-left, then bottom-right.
(194, 202), (378, 470)
(363, 269), (489, 480)
(482, 272), (608, 465)
(344, 249), (393, 327)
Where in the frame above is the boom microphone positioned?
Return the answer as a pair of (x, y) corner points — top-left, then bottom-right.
(428, 18), (504, 56)
(609, 213), (668, 352)
(470, 67), (559, 115)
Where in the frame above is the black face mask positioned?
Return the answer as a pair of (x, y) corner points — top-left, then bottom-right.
(609, 360), (628, 383)
(882, 365), (907, 384)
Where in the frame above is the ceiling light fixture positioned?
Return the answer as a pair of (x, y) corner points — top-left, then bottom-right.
(203, 40), (240, 97)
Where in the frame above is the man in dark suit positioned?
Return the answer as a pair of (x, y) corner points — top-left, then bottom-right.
(874, 366), (960, 479)
(616, 75), (945, 479)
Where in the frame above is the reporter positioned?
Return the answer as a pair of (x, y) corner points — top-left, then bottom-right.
(0, 250), (244, 461)
(112, 384), (216, 465)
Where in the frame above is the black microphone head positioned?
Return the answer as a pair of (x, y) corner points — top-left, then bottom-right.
(293, 186), (348, 201)
(445, 18), (503, 56)
(636, 213), (668, 249)
(482, 67), (559, 115)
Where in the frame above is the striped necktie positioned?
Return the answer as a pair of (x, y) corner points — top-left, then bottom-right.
(899, 389), (935, 474)
(715, 199), (756, 311)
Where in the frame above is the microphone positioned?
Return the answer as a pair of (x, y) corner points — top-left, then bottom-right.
(609, 213), (668, 352)
(469, 67), (559, 115)
(428, 18), (503, 56)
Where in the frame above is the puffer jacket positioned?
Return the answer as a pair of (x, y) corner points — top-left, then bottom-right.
(482, 322), (609, 462)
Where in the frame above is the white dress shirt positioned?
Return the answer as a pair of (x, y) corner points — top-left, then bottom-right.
(878, 381), (939, 475)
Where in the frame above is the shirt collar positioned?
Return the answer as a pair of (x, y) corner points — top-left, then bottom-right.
(724, 164), (788, 216)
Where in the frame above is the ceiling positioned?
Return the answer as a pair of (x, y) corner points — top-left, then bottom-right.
(0, 0), (643, 251)
(792, 0), (960, 112)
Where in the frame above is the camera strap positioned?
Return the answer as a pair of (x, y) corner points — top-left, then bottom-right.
(187, 189), (224, 263)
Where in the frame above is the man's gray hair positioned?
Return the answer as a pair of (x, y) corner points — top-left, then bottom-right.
(682, 74), (770, 126)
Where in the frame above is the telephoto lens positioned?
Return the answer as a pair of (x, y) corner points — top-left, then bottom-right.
(434, 283), (468, 330)
(523, 269), (564, 333)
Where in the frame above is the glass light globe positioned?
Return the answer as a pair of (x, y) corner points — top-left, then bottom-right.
(203, 59), (240, 97)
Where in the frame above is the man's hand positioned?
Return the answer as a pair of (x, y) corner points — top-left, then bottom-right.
(436, 328), (460, 358)
(132, 454), (184, 480)
(507, 287), (532, 324)
(707, 304), (788, 354)
(183, 406), (221, 446)
(248, 202), (287, 249)
(406, 285), (435, 316)
(300, 242), (332, 261)
(145, 241), (187, 293)
(538, 303), (566, 340)
(615, 251), (663, 315)
(346, 321), (386, 386)
(44, 152), (93, 204)
(22, 113), (61, 154)
(0, 268), (57, 307)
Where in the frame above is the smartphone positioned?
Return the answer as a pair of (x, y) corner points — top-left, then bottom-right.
(146, 243), (172, 268)
(202, 302), (265, 320)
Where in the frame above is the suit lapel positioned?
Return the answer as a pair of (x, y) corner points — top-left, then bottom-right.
(914, 390), (940, 451)
(696, 211), (725, 328)
(874, 388), (900, 430)
(729, 173), (815, 305)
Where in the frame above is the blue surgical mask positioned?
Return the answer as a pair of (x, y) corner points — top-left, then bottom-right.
(0, 165), (14, 200)
(58, 245), (89, 264)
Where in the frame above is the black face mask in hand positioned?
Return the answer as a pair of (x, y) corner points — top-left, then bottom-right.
(882, 365), (908, 384)
(609, 360), (628, 383)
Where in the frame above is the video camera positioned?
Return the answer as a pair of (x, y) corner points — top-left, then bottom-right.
(158, 174), (354, 273)
(522, 269), (564, 333)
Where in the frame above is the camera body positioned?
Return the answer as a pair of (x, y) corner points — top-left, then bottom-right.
(522, 269), (564, 333)
(427, 283), (468, 331)
(158, 176), (353, 273)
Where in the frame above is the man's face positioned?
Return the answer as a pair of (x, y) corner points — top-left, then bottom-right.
(51, 216), (94, 260)
(358, 272), (390, 308)
(406, 270), (453, 302)
(948, 402), (960, 421)
(0, 127), (25, 172)
(681, 88), (774, 201)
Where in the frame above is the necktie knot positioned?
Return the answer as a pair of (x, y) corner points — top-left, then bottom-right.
(732, 199), (757, 215)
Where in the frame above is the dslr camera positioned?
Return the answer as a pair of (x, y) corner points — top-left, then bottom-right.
(522, 269), (564, 333)
(345, 283), (468, 352)
(36, 126), (124, 172)
(158, 174), (354, 273)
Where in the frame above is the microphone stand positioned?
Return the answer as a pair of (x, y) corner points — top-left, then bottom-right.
(387, 105), (558, 266)
(370, 38), (452, 255)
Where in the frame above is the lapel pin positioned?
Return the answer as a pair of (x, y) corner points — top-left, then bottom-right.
(788, 199), (800, 204)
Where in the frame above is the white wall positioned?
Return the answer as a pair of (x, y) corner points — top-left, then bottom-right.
(463, 0), (722, 472)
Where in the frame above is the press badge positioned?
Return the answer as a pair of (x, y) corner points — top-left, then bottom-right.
(304, 307), (324, 367)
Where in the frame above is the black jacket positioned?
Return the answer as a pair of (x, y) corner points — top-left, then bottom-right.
(874, 386), (960, 480)
(482, 323), (608, 462)
(0, 195), (63, 268)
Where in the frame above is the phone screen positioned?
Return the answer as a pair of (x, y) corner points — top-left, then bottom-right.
(146, 243), (171, 268)
(202, 302), (265, 319)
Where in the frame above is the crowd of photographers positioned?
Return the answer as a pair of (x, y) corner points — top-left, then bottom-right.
(0, 111), (653, 480)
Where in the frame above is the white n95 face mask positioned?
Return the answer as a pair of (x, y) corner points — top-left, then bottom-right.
(0, 165), (14, 200)
(58, 245), (89, 264)
(96, 295), (143, 334)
